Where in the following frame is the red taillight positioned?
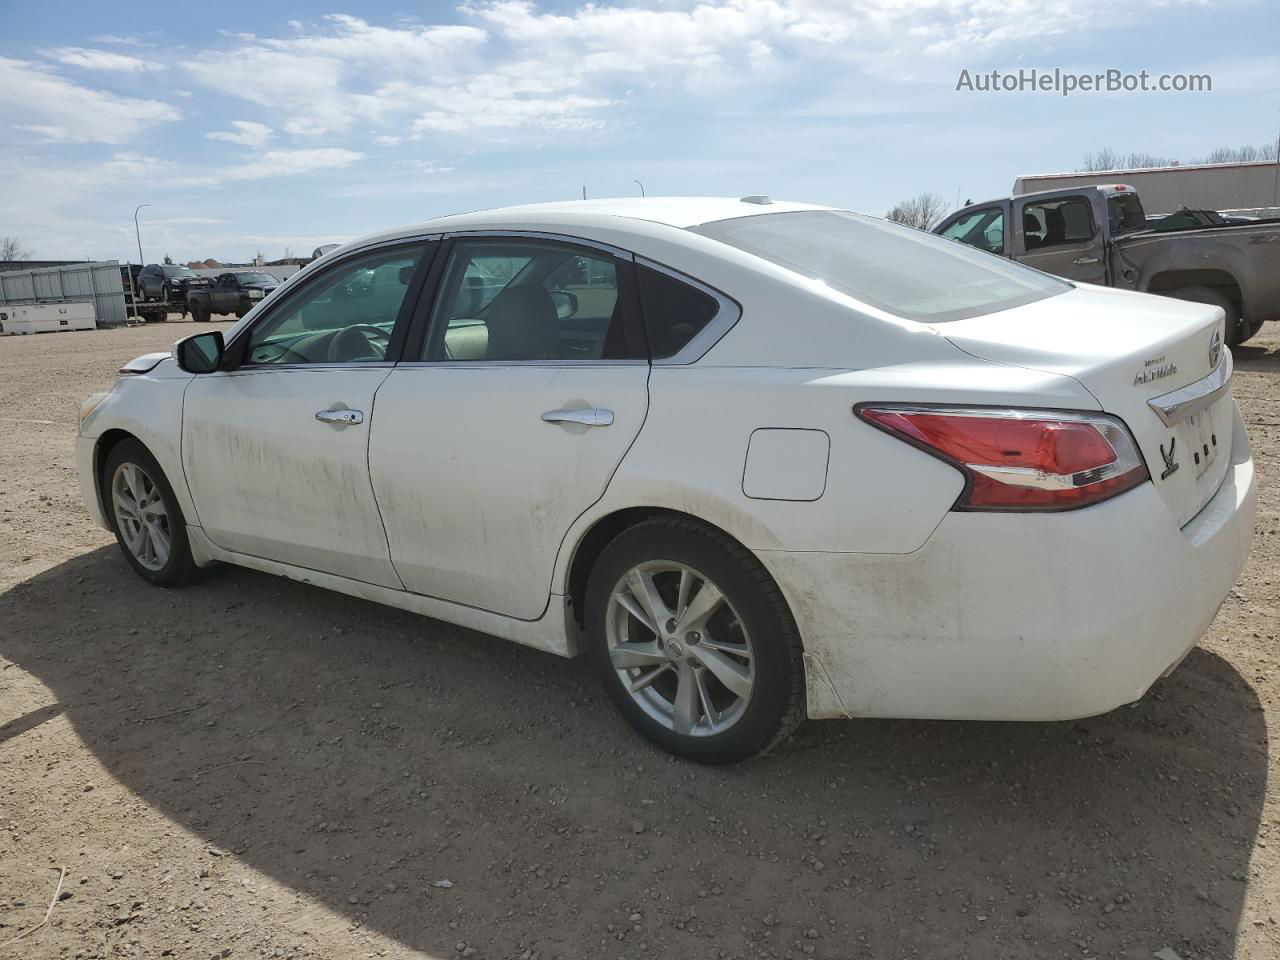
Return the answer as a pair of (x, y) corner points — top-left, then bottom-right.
(857, 406), (1150, 511)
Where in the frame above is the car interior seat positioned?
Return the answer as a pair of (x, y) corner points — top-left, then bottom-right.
(484, 285), (560, 360)
(1023, 211), (1044, 249)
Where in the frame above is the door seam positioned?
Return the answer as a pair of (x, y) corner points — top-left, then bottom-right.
(367, 369), (408, 590)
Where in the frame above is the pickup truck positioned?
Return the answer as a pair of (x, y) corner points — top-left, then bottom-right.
(934, 184), (1280, 345)
(187, 270), (281, 322)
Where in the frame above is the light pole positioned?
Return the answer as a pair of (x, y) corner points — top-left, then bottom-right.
(133, 203), (150, 267)
(633, 179), (646, 197)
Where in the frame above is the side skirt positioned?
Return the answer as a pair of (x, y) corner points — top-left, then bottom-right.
(186, 525), (579, 657)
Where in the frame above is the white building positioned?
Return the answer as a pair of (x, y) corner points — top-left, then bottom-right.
(1013, 159), (1280, 215)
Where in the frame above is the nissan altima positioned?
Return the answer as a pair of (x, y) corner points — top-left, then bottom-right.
(76, 197), (1256, 764)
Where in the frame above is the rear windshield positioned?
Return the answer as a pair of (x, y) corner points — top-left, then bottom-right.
(691, 210), (1070, 323)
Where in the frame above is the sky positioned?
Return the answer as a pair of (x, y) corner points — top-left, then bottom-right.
(0, 0), (1276, 264)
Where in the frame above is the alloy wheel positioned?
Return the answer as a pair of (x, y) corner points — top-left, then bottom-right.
(605, 560), (755, 736)
(111, 462), (171, 571)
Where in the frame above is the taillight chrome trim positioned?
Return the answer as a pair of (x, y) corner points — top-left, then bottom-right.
(854, 403), (1151, 512)
(1147, 348), (1232, 426)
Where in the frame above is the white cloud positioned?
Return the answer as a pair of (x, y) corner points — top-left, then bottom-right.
(177, 1), (1222, 146)
(0, 56), (179, 143)
(207, 120), (274, 148)
(44, 46), (163, 72)
(180, 148), (364, 186)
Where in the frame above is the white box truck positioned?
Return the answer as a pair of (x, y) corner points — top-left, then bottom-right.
(0, 301), (97, 335)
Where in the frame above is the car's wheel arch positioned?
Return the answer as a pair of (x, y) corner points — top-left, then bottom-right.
(563, 505), (783, 632)
(93, 428), (142, 518)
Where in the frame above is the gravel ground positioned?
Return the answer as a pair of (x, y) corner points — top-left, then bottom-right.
(1, 318), (1278, 960)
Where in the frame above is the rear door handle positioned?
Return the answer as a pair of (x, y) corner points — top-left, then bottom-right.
(315, 408), (364, 425)
(542, 407), (614, 427)
(1073, 256), (1100, 265)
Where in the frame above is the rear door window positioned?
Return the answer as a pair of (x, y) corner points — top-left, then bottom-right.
(1022, 196), (1095, 250)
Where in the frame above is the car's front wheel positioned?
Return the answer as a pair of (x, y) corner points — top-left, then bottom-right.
(103, 439), (197, 587)
(585, 516), (805, 764)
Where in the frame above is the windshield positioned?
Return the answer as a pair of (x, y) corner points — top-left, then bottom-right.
(691, 210), (1070, 322)
(162, 266), (197, 277)
(235, 272), (277, 284)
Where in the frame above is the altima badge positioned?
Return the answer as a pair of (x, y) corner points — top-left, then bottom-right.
(1159, 437), (1179, 480)
(1209, 329), (1222, 369)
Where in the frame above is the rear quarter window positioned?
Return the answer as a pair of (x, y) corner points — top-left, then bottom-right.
(636, 265), (722, 359)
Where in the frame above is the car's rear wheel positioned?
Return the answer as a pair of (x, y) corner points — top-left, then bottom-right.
(103, 439), (197, 587)
(585, 516), (805, 764)
(1169, 286), (1244, 346)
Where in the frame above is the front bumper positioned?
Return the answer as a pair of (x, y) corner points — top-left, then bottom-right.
(763, 402), (1257, 722)
(77, 434), (110, 531)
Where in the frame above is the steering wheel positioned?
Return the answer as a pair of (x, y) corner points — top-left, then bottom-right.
(327, 323), (390, 362)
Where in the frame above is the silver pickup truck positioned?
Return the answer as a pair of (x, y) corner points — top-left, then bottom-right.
(934, 184), (1280, 345)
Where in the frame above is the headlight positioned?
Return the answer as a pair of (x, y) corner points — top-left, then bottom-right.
(78, 391), (110, 434)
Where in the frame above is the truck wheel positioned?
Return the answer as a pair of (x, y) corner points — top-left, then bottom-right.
(191, 301), (207, 323)
(1168, 286), (1243, 346)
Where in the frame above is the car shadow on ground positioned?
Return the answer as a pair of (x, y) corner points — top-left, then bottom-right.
(1, 547), (1267, 959)
(1234, 338), (1280, 374)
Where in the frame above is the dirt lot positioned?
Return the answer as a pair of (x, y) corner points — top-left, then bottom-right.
(1, 318), (1278, 960)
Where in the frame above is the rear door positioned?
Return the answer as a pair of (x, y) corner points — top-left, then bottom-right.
(368, 235), (650, 620)
(1013, 193), (1108, 284)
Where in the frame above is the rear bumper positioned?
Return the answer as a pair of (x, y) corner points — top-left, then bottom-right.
(764, 402), (1257, 721)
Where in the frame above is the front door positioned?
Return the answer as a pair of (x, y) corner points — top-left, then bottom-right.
(1013, 193), (1108, 284)
(369, 236), (650, 620)
(182, 242), (431, 587)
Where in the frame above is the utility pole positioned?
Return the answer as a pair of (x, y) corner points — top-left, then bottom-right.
(133, 203), (150, 267)
(634, 179), (646, 197)
(582, 185), (587, 200)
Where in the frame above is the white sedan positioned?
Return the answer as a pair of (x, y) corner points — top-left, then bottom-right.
(77, 197), (1256, 764)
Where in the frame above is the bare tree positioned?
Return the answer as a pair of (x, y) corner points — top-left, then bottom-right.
(1082, 142), (1278, 171)
(0, 235), (33, 261)
(885, 192), (949, 231)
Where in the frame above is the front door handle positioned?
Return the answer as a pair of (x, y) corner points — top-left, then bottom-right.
(315, 408), (364, 425)
(1073, 256), (1100, 265)
(542, 407), (614, 427)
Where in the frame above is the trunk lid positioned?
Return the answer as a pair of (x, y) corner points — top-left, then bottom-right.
(939, 283), (1231, 526)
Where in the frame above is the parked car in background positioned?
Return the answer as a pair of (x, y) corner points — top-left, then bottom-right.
(77, 197), (1255, 764)
(187, 271), (281, 321)
(934, 184), (1280, 345)
(136, 263), (203, 305)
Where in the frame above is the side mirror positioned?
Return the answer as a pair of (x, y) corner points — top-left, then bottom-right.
(174, 331), (224, 374)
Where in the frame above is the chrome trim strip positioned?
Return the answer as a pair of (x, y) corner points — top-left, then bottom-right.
(1147, 349), (1233, 426)
(393, 359), (647, 369)
(634, 256), (741, 366)
(441, 229), (635, 260)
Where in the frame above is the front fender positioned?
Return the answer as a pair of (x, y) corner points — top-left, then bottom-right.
(79, 363), (200, 529)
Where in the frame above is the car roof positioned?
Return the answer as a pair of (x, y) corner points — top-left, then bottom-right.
(350, 196), (835, 249)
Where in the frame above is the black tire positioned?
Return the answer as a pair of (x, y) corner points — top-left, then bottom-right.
(102, 439), (197, 588)
(585, 516), (806, 764)
(190, 300), (208, 323)
(161, 282), (172, 303)
(1168, 286), (1244, 346)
